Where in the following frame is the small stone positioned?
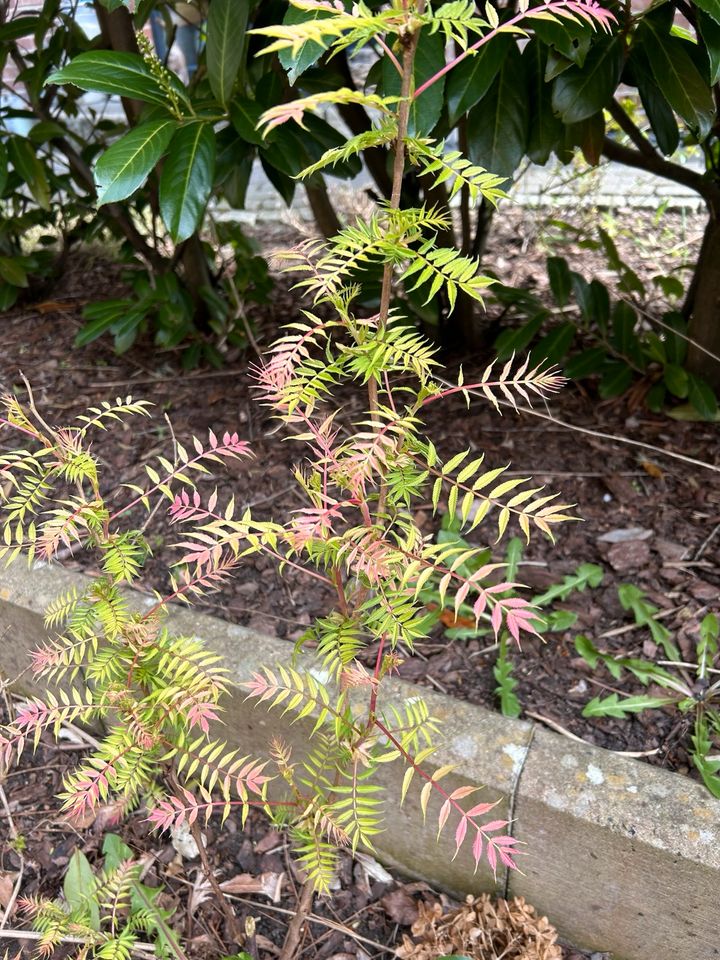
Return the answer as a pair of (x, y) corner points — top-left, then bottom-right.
(606, 539), (651, 572)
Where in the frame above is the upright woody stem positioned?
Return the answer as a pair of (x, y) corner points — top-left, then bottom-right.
(368, 4), (424, 417)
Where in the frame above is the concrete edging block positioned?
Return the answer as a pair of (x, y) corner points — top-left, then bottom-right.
(1, 563), (718, 960)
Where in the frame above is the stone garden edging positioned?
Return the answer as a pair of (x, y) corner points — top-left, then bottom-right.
(1, 562), (717, 960)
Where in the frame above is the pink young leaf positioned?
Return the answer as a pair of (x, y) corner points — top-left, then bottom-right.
(487, 840), (497, 875)
(472, 830), (483, 868)
(466, 801), (498, 818)
(491, 603), (503, 637)
(482, 820), (508, 833)
(437, 799), (452, 836)
(454, 816), (468, 855)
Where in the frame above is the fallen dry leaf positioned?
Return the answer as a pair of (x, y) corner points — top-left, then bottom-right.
(255, 829), (282, 855)
(396, 894), (562, 960)
(382, 887), (420, 927)
(220, 871), (285, 903)
(0, 871), (18, 911)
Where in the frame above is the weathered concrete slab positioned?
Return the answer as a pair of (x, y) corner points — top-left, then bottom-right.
(2, 562), (719, 960)
(510, 728), (720, 960)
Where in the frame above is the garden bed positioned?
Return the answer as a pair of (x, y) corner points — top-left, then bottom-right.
(1, 561), (718, 960)
(1, 206), (718, 777)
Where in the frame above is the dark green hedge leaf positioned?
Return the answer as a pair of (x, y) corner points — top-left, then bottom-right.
(552, 36), (623, 124)
(694, 0), (720, 25)
(529, 322), (576, 367)
(382, 31), (445, 136)
(547, 255), (572, 307)
(8, 137), (50, 209)
(494, 313), (545, 360)
(207, 0), (249, 106)
(230, 97), (265, 145)
(47, 51), (179, 107)
(160, 123), (215, 242)
(688, 373), (719, 419)
(638, 14), (715, 139)
(467, 44), (528, 179)
(278, 4), (332, 85)
(564, 346), (608, 378)
(664, 362), (689, 398)
(525, 40), (564, 165)
(698, 10), (720, 85)
(598, 360), (634, 398)
(446, 34), (512, 125)
(95, 119), (177, 204)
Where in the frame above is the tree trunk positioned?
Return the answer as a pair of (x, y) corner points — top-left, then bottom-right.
(686, 208), (720, 390)
(304, 180), (342, 237)
(93, 3), (143, 124)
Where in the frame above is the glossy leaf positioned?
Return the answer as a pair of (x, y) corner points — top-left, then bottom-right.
(525, 40), (564, 165)
(547, 255), (572, 307)
(160, 123), (215, 242)
(8, 137), (50, 209)
(207, 0), (250, 106)
(552, 36), (623, 124)
(688, 373), (719, 420)
(694, 0), (720, 24)
(638, 13), (715, 139)
(382, 31), (445, 136)
(446, 34), (512, 125)
(467, 44), (528, 179)
(278, 4), (332, 84)
(47, 51), (179, 108)
(95, 119), (176, 205)
(698, 10), (720, 85)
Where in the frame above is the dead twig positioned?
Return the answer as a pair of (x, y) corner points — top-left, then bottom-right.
(279, 877), (315, 960)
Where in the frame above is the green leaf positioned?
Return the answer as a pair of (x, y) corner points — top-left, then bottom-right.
(582, 693), (675, 718)
(207, 0), (249, 106)
(64, 850), (100, 931)
(0, 16), (40, 41)
(230, 97), (265, 145)
(467, 44), (528, 179)
(446, 34), (512, 125)
(598, 360), (633, 398)
(0, 142), (7, 197)
(694, 0), (720, 25)
(631, 46), (679, 155)
(547, 255), (572, 307)
(47, 51), (179, 107)
(638, 12), (716, 139)
(551, 37), (623, 124)
(494, 312), (545, 360)
(534, 563), (604, 607)
(383, 31), (445, 136)
(528, 322), (575, 367)
(564, 347), (607, 379)
(532, 17), (592, 65)
(687, 373), (718, 420)
(102, 833), (134, 871)
(95, 119), (176, 205)
(0, 282), (19, 310)
(664, 363), (689, 399)
(278, 4), (332, 85)
(76, 299), (132, 346)
(611, 300), (641, 363)
(159, 123), (215, 242)
(0, 256), (27, 288)
(525, 40), (564, 164)
(8, 137), (50, 209)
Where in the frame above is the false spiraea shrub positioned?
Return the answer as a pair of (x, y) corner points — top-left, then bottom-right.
(0, 0), (613, 893)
